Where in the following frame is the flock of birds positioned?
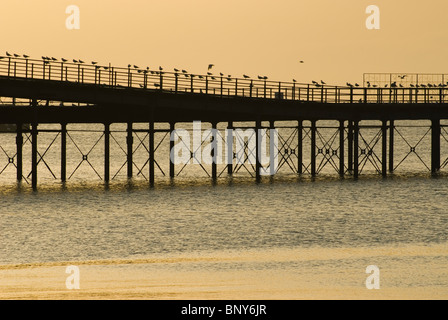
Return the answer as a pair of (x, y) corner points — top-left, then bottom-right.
(3, 52), (448, 90)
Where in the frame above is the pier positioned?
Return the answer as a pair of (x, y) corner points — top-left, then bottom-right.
(1, 55), (448, 189)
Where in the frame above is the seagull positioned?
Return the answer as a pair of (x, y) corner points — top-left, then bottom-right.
(51, 57), (57, 61)
(182, 70), (188, 73)
(207, 72), (213, 76)
(220, 73), (224, 77)
(23, 54), (29, 59)
(227, 77), (232, 81)
(134, 65), (139, 69)
(6, 52), (12, 57)
(174, 68), (180, 72)
(243, 75), (250, 79)
(312, 80), (318, 85)
(92, 61), (98, 65)
(346, 82), (353, 87)
(211, 76), (216, 80)
(61, 58), (68, 62)
(159, 66), (163, 71)
(321, 80), (326, 85)
(14, 54), (20, 58)
(73, 59), (78, 63)
(79, 60), (85, 63)
(263, 76), (268, 80)
(198, 75), (204, 79)
(258, 76), (263, 80)
(293, 79), (297, 83)
(208, 64), (214, 70)
(367, 81), (371, 87)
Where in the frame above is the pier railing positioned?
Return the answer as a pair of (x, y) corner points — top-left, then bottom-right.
(1, 55), (448, 105)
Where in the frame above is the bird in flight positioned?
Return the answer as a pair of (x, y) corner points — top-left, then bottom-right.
(299, 60), (304, 63)
(208, 64), (214, 70)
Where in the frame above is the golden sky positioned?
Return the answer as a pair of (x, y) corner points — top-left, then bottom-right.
(2, 0), (448, 85)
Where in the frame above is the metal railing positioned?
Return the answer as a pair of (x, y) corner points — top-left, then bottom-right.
(1, 55), (448, 104)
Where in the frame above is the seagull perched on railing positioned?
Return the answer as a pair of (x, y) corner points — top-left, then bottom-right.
(207, 72), (213, 76)
(182, 69), (188, 73)
(73, 59), (78, 63)
(293, 79), (297, 83)
(61, 58), (68, 62)
(346, 82), (353, 87)
(174, 68), (180, 72)
(79, 60), (85, 63)
(6, 52), (12, 57)
(92, 61), (98, 65)
(23, 54), (29, 59)
(243, 74), (250, 79)
(258, 76), (263, 80)
(321, 80), (326, 85)
(14, 54), (20, 58)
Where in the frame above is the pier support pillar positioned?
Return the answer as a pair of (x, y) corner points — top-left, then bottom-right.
(339, 120), (345, 176)
(227, 122), (233, 175)
(353, 121), (359, 179)
(382, 120), (387, 177)
(311, 120), (316, 177)
(256, 119), (262, 182)
(212, 122), (217, 181)
(61, 123), (67, 182)
(16, 124), (23, 182)
(298, 120), (303, 174)
(104, 123), (110, 183)
(127, 122), (133, 179)
(389, 120), (395, 173)
(347, 121), (353, 173)
(170, 122), (175, 179)
(149, 121), (155, 186)
(31, 123), (38, 190)
(431, 119), (441, 174)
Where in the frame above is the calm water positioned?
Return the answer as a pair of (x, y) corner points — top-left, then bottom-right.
(1, 121), (448, 298)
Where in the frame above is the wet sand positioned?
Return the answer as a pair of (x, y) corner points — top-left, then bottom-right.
(1, 245), (448, 300)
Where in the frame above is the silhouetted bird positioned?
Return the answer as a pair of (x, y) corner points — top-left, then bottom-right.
(6, 52), (12, 57)
(299, 60), (304, 63)
(293, 79), (297, 83)
(227, 77), (232, 81)
(263, 76), (268, 80)
(410, 84), (415, 87)
(367, 81), (371, 87)
(208, 64), (214, 70)
(79, 60), (85, 63)
(198, 75), (204, 79)
(23, 55), (29, 59)
(51, 57), (57, 61)
(312, 80), (318, 85)
(73, 59), (78, 63)
(321, 80), (326, 85)
(159, 66), (163, 71)
(211, 76), (216, 80)
(182, 70), (188, 73)
(385, 84), (388, 88)
(207, 72), (213, 76)
(154, 83), (160, 87)
(92, 61), (98, 65)
(220, 73), (224, 77)
(61, 58), (68, 62)
(174, 68), (180, 72)
(134, 65), (139, 69)
(14, 54), (20, 58)
(258, 76), (263, 80)
(355, 83), (360, 87)
(243, 75), (250, 79)
(391, 82), (397, 88)
(346, 82), (352, 87)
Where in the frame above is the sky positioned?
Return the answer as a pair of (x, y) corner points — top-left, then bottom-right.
(2, 0), (448, 86)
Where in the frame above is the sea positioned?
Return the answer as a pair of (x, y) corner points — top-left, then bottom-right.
(0, 120), (447, 300)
